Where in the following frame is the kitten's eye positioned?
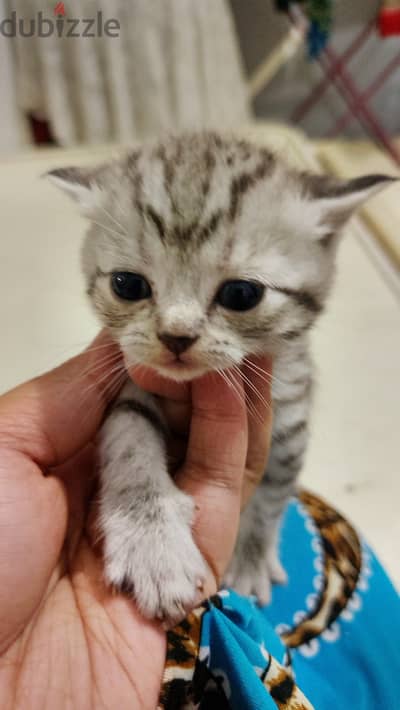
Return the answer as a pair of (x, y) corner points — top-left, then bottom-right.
(216, 280), (265, 311)
(111, 272), (152, 301)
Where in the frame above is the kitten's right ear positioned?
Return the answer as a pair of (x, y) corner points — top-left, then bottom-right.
(45, 166), (100, 213)
(306, 173), (397, 236)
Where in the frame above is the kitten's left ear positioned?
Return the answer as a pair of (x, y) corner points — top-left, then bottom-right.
(307, 173), (398, 239)
(45, 166), (101, 214)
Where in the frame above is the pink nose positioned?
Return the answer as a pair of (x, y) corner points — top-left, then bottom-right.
(158, 333), (199, 356)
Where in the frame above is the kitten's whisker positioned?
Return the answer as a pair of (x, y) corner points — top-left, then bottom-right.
(230, 372), (262, 424)
(68, 364), (126, 420)
(242, 357), (276, 381)
(81, 341), (120, 354)
(98, 204), (128, 236)
(217, 368), (262, 425)
(73, 367), (127, 430)
(126, 362), (145, 376)
(77, 362), (127, 402)
(33, 338), (119, 369)
(226, 367), (264, 424)
(57, 351), (123, 405)
(233, 364), (271, 408)
(66, 351), (123, 387)
(89, 219), (125, 239)
(216, 369), (245, 406)
(76, 381), (126, 433)
(233, 365), (272, 416)
(242, 357), (289, 388)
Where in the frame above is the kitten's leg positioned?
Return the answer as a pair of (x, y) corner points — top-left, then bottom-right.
(224, 476), (294, 605)
(225, 381), (310, 604)
(98, 381), (207, 625)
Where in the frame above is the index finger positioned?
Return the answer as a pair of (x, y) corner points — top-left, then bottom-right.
(0, 331), (123, 467)
(242, 356), (273, 507)
(129, 365), (190, 402)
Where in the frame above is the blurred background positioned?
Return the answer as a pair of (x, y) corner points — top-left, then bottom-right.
(0, 0), (399, 583)
(1, 0), (400, 152)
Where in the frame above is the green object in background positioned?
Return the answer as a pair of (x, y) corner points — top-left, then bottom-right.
(275, 0), (333, 57)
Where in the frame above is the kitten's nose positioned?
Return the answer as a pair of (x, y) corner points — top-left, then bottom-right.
(158, 333), (199, 356)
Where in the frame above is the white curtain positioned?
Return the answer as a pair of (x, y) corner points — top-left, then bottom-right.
(0, 0), (29, 152)
(11, 0), (250, 146)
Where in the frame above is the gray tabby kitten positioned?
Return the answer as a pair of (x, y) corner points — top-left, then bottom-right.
(48, 132), (393, 625)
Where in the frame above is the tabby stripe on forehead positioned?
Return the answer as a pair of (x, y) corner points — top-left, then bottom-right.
(229, 153), (274, 222)
(196, 209), (223, 244)
(130, 152), (143, 202)
(132, 167), (149, 256)
(271, 286), (323, 314)
(201, 148), (217, 199)
(144, 205), (167, 242)
(173, 221), (198, 244)
(114, 400), (166, 437)
(157, 144), (175, 192)
(126, 149), (141, 179)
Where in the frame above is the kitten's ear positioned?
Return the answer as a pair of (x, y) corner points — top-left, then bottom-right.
(45, 166), (100, 213)
(307, 173), (397, 239)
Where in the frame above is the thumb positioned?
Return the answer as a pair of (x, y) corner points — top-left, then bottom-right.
(175, 371), (248, 591)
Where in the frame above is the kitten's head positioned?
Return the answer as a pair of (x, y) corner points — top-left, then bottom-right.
(48, 132), (394, 381)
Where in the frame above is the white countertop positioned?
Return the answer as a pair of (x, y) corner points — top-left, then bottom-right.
(1, 139), (399, 587)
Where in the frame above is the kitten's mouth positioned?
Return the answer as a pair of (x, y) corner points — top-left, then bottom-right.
(155, 356), (208, 381)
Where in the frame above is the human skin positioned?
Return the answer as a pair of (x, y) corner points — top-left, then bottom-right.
(0, 331), (272, 709)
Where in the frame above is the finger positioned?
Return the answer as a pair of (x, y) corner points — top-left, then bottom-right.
(131, 365), (191, 434)
(130, 365), (189, 402)
(0, 330), (123, 468)
(175, 371), (248, 592)
(242, 356), (273, 507)
(159, 398), (191, 436)
(56, 443), (97, 559)
(131, 366), (191, 435)
(0, 448), (68, 649)
(166, 435), (187, 472)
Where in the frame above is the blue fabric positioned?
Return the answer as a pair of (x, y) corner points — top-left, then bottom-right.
(161, 493), (400, 708)
(204, 500), (400, 708)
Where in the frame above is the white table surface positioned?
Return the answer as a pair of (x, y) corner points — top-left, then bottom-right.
(1, 140), (399, 588)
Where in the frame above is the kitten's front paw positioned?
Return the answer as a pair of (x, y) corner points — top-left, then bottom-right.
(102, 489), (208, 626)
(224, 541), (288, 606)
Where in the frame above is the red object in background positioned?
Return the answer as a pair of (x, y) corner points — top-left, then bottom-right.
(378, 8), (400, 36)
(28, 114), (56, 146)
(289, 6), (400, 166)
(54, 2), (66, 16)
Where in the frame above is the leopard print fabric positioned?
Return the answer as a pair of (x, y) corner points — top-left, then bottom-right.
(159, 490), (363, 709)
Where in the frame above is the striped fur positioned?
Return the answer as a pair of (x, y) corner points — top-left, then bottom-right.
(48, 131), (394, 622)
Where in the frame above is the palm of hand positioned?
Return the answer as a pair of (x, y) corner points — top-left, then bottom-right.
(0, 445), (165, 710)
(0, 337), (271, 710)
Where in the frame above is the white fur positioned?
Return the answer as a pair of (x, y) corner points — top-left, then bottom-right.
(99, 381), (208, 623)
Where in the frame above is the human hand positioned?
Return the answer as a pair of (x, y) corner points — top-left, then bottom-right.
(0, 332), (272, 709)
